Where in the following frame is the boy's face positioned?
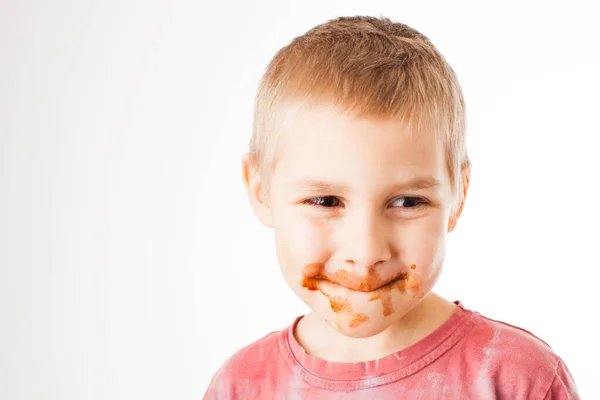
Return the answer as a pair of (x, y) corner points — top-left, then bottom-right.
(243, 102), (468, 338)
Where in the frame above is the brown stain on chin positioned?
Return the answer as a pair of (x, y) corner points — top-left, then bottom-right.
(329, 296), (369, 329)
(367, 272), (410, 316)
(367, 270), (414, 316)
(407, 273), (422, 292)
(381, 286), (393, 316)
(394, 277), (407, 292)
(329, 299), (344, 313)
(368, 292), (382, 301)
(369, 283), (395, 316)
(329, 298), (352, 314)
(348, 314), (369, 327)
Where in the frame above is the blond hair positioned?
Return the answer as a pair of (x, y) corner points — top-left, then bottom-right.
(247, 15), (471, 206)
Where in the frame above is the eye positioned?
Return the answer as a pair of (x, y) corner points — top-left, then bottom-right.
(301, 196), (429, 210)
(301, 196), (342, 208)
(391, 196), (429, 210)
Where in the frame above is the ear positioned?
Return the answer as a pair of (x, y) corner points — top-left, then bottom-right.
(448, 166), (471, 233)
(241, 153), (273, 228)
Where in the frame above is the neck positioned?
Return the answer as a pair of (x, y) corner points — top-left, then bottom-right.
(294, 292), (457, 363)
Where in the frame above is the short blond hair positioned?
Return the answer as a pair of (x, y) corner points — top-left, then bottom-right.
(247, 15), (471, 204)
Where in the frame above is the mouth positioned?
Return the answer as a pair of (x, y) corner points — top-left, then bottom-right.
(302, 271), (408, 293)
(372, 273), (407, 291)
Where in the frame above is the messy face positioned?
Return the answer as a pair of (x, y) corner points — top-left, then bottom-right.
(268, 103), (457, 339)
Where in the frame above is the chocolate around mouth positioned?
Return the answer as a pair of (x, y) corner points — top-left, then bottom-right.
(302, 271), (409, 292)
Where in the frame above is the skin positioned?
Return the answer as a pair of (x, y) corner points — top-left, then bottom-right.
(242, 101), (470, 363)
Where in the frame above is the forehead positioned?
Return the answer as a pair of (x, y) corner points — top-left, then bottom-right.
(272, 102), (448, 191)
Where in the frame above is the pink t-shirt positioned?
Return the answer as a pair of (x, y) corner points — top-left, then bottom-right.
(203, 301), (579, 399)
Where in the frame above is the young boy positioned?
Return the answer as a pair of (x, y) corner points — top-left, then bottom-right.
(204, 15), (580, 399)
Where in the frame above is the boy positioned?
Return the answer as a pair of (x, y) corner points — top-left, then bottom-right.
(204, 15), (579, 399)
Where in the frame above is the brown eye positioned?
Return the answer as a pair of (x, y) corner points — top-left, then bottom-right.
(392, 196), (428, 209)
(302, 196), (341, 208)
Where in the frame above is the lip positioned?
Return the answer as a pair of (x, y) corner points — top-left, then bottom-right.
(348, 273), (408, 295)
(303, 271), (408, 294)
(372, 274), (407, 291)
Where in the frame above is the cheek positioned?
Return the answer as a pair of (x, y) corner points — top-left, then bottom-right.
(277, 239), (296, 270)
(413, 238), (446, 290)
(275, 221), (332, 308)
(276, 237), (328, 311)
(276, 213), (331, 261)
(399, 217), (447, 281)
(276, 225), (329, 280)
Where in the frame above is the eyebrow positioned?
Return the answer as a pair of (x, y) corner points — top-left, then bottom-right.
(293, 176), (443, 193)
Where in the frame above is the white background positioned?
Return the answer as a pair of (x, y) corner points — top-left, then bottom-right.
(1, 1), (599, 399)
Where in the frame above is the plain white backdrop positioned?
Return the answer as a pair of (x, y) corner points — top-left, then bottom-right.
(1, 1), (599, 399)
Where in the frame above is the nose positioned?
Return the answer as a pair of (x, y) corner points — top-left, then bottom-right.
(341, 208), (392, 274)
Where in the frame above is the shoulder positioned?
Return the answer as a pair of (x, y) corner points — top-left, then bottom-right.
(203, 327), (289, 400)
(218, 328), (283, 378)
(464, 311), (579, 398)
(474, 312), (559, 368)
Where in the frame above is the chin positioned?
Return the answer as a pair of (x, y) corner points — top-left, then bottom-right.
(330, 314), (392, 338)
(338, 326), (387, 339)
